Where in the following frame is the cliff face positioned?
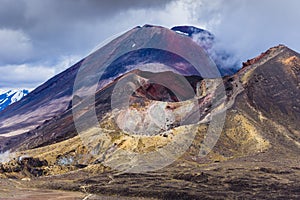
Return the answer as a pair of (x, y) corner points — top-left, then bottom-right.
(0, 26), (299, 199)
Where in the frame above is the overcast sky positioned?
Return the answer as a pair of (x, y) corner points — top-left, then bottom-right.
(0, 0), (300, 90)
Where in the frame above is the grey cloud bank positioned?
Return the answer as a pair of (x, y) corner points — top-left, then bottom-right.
(0, 0), (299, 89)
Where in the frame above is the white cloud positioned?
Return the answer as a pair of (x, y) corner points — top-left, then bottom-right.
(53, 55), (82, 74)
(0, 29), (33, 64)
(0, 64), (55, 89)
(182, 0), (300, 60)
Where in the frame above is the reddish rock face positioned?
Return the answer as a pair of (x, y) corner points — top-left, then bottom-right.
(131, 70), (202, 102)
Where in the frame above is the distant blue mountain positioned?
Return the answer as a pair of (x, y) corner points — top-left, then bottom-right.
(0, 89), (29, 111)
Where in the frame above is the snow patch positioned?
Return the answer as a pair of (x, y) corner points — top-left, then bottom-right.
(0, 89), (29, 111)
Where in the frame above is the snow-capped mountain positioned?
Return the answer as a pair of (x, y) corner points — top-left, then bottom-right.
(171, 26), (240, 75)
(0, 89), (29, 111)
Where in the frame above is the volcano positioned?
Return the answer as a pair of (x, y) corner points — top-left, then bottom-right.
(0, 25), (299, 199)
